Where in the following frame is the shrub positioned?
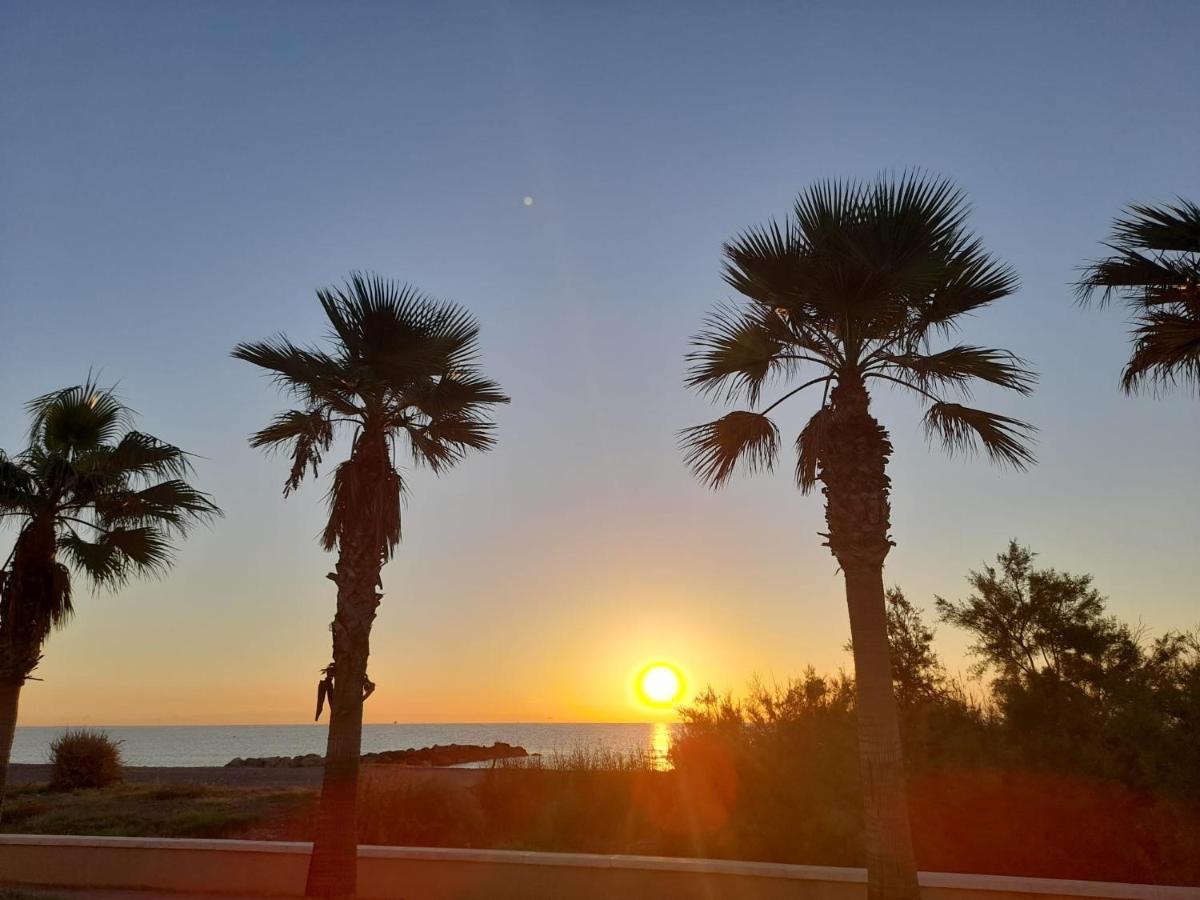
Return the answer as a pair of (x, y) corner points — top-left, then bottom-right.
(357, 775), (483, 846)
(48, 728), (123, 791)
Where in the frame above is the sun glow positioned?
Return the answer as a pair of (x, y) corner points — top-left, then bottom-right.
(636, 662), (686, 707)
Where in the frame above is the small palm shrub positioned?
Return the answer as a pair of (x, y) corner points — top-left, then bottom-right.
(48, 729), (123, 790)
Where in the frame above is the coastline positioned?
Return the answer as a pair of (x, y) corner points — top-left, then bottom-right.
(10, 722), (675, 768)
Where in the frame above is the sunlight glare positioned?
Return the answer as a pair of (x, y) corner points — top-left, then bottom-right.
(637, 662), (685, 707)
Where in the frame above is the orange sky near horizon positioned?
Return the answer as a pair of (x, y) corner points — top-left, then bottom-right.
(14, 453), (1198, 728)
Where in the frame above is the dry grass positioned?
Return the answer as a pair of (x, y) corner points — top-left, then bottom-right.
(493, 745), (660, 772)
(0, 782), (313, 840)
(5, 760), (1199, 884)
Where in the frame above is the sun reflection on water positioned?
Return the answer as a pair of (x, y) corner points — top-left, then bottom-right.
(651, 721), (673, 771)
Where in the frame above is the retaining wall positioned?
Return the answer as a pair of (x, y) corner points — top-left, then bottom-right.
(2, 835), (1197, 900)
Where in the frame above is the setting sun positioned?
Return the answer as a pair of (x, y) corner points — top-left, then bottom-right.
(637, 662), (686, 707)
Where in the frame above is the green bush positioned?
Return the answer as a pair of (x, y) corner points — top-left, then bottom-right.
(48, 728), (123, 791)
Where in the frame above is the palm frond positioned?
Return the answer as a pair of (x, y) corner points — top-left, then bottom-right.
(249, 408), (336, 494)
(1078, 248), (1200, 307)
(322, 439), (403, 557)
(874, 345), (1035, 395)
(58, 527), (172, 587)
(57, 531), (120, 586)
(48, 561), (73, 627)
(407, 417), (498, 472)
(791, 178), (868, 251)
(0, 451), (37, 516)
(104, 526), (173, 575)
(1111, 199), (1200, 253)
(26, 381), (131, 455)
(923, 402), (1035, 470)
(1120, 310), (1200, 395)
(72, 433), (194, 494)
(917, 242), (1021, 333)
(319, 274), (484, 382)
(794, 406), (834, 494)
(404, 374), (510, 422)
(1077, 197), (1199, 394)
(103, 431), (192, 480)
(231, 338), (353, 403)
(3, 526), (75, 633)
(722, 219), (807, 310)
(687, 303), (815, 404)
(721, 173), (1019, 356)
(679, 411), (779, 489)
(91, 480), (220, 533)
(855, 173), (969, 268)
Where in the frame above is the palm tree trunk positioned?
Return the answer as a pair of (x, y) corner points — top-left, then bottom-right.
(305, 535), (381, 900)
(0, 678), (22, 821)
(845, 565), (920, 897)
(820, 379), (920, 900)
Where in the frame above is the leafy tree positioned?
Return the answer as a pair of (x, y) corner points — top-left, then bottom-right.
(0, 382), (218, 816)
(681, 174), (1034, 899)
(845, 588), (946, 706)
(235, 273), (507, 899)
(1139, 630), (1200, 793)
(673, 674), (862, 865)
(1077, 198), (1200, 394)
(937, 541), (1200, 789)
(884, 588), (946, 707)
(935, 541), (1113, 683)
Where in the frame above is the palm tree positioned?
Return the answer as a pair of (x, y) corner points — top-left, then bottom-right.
(1077, 198), (1200, 394)
(681, 174), (1035, 899)
(0, 381), (219, 816)
(234, 273), (508, 899)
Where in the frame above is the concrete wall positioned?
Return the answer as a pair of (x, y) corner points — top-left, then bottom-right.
(1, 835), (1197, 900)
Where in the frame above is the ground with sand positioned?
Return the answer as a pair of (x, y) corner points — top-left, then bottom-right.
(7, 764), (482, 790)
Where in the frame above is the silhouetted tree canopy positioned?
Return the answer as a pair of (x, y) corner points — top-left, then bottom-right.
(683, 541), (1200, 800)
(935, 541), (1116, 682)
(884, 588), (946, 706)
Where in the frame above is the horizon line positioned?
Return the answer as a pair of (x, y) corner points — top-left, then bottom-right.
(15, 720), (681, 729)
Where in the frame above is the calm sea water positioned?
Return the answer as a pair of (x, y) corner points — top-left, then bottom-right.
(11, 722), (677, 768)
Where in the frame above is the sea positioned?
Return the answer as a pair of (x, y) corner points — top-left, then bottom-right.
(11, 722), (677, 768)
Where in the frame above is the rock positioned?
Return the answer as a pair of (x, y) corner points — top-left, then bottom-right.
(225, 741), (529, 769)
(362, 741), (529, 767)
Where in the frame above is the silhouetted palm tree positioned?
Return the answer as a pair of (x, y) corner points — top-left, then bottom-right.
(682, 174), (1034, 900)
(0, 381), (219, 816)
(235, 273), (508, 899)
(1077, 198), (1200, 394)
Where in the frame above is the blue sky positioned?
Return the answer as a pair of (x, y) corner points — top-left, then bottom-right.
(2, 2), (1197, 724)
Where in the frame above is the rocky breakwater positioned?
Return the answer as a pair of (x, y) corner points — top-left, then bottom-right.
(226, 741), (529, 768)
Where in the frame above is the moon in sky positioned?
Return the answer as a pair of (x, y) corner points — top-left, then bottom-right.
(522, 195), (534, 207)
(637, 662), (686, 707)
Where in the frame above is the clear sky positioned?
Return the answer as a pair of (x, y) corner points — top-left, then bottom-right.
(2, 2), (1197, 726)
